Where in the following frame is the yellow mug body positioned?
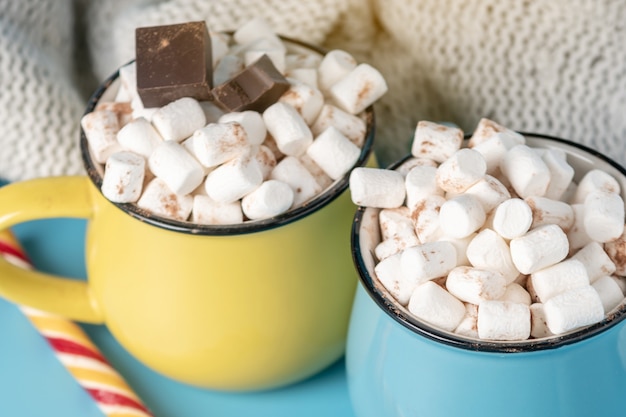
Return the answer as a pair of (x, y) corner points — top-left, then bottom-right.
(0, 174), (361, 390)
(88, 179), (359, 389)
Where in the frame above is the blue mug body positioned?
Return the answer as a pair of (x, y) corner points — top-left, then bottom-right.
(346, 134), (626, 417)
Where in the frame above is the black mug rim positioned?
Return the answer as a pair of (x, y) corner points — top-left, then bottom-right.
(351, 133), (626, 353)
(80, 35), (375, 236)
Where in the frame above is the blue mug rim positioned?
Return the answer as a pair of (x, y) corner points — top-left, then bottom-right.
(351, 133), (626, 353)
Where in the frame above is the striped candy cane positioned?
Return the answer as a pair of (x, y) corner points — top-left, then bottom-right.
(0, 230), (153, 417)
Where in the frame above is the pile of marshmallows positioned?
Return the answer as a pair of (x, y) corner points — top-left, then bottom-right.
(350, 119), (626, 341)
(81, 18), (387, 224)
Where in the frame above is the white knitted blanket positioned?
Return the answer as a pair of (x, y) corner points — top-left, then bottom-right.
(1, 0), (625, 181)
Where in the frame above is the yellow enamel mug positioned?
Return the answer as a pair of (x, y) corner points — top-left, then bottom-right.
(0, 49), (375, 390)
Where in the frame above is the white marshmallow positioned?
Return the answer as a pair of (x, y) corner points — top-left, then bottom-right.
(395, 157), (438, 177)
(116, 117), (163, 158)
(446, 266), (507, 305)
(612, 276), (626, 295)
(500, 144), (551, 198)
(375, 234), (420, 261)
(544, 286), (605, 334)
(411, 121), (463, 163)
(184, 122), (249, 169)
(310, 104), (367, 147)
(285, 67), (318, 89)
(408, 281), (466, 332)
(253, 145), (277, 180)
(210, 31), (230, 68)
(526, 196), (574, 232)
(435, 148), (486, 194)
(541, 149), (575, 201)
(375, 207), (420, 259)
(279, 78), (324, 125)
(509, 224), (569, 274)
(527, 277), (544, 302)
(374, 252), (415, 305)
(572, 168), (621, 204)
(233, 17), (280, 46)
(492, 198), (533, 240)
(400, 241), (457, 285)
(205, 152), (263, 203)
(298, 153), (332, 189)
(471, 133), (523, 175)
(592, 275), (624, 313)
(405, 165), (444, 211)
(151, 97), (207, 142)
(604, 229), (626, 275)
(81, 110), (122, 164)
(285, 53), (322, 71)
(131, 100), (159, 122)
(329, 63), (388, 114)
(137, 178), (193, 221)
(263, 102), (313, 156)
(500, 283), (532, 305)
(583, 190), (625, 243)
(306, 126), (361, 180)
(349, 167), (406, 208)
(270, 156), (322, 207)
(218, 111), (267, 145)
(454, 303), (479, 338)
(571, 242), (616, 283)
(463, 175), (511, 214)
(439, 194), (486, 239)
(438, 233), (474, 267)
(379, 206), (414, 241)
(241, 180), (294, 220)
(101, 151), (145, 203)
(466, 228), (520, 284)
(148, 141), (205, 196)
(561, 180), (578, 204)
(567, 204), (593, 252)
(117, 62), (139, 103)
(529, 303), (553, 339)
(477, 300), (531, 341)
(529, 259), (589, 302)
(95, 101), (133, 127)
(467, 118), (525, 148)
(412, 195), (446, 243)
(317, 49), (357, 93)
(213, 55), (245, 86)
(192, 194), (243, 225)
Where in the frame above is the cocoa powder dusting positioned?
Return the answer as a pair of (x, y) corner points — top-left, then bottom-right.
(605, 236), (626, 276)
(160, 194), (182, 219)
(356, 80), (373, 109)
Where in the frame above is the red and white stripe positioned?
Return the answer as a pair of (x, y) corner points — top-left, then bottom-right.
(0, 230), (153, 417)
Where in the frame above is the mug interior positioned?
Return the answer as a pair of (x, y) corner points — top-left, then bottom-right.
(352, 134), (626, 353)
(80, 35), (375, 235)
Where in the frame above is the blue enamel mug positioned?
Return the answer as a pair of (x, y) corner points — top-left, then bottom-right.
(346, 134), (626, 417)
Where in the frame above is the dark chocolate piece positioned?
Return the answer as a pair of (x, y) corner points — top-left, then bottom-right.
(136, 21), (213, 108)
(211, 55), (290, 113)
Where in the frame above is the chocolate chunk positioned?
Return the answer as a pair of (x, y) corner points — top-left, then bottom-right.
(211, 55), (290, 113)
(136, 21), (213, 108)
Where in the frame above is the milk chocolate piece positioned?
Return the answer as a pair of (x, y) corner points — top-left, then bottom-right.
(211, 55), (290, 113)
(136, 21), (213, 108)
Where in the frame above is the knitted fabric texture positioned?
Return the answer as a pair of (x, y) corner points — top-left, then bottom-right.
(0, 0), (84, 181)
(1, 0), (625, 181)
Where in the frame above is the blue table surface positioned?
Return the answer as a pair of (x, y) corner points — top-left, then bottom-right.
(0, 214), (357, 417)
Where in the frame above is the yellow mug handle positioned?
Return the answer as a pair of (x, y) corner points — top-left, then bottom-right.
(0, 176), (103, 323)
